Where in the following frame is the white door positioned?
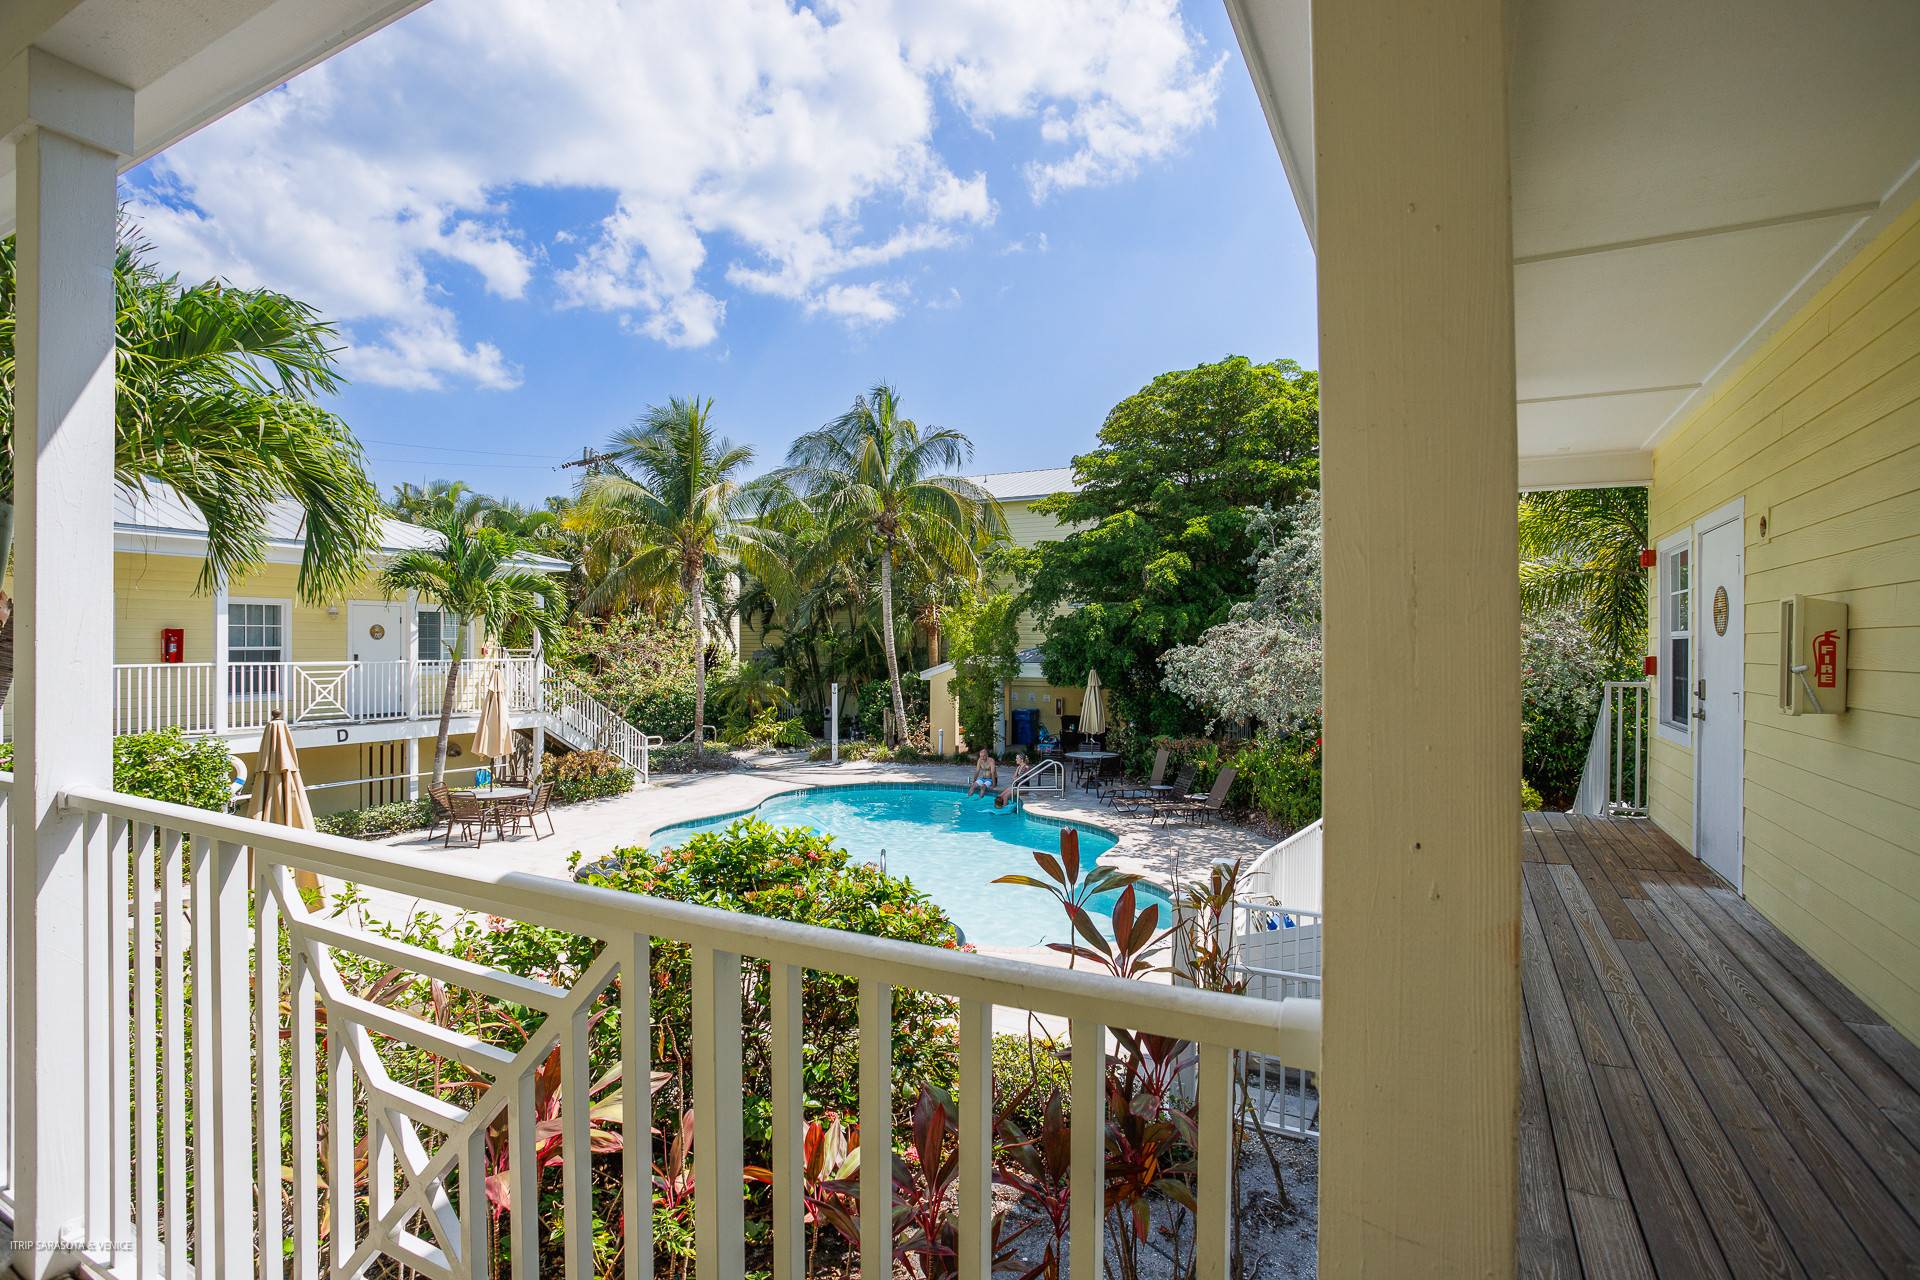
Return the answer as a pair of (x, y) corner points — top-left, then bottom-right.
(1694, 513), (1744, 889)
(346, 601), (407, 718)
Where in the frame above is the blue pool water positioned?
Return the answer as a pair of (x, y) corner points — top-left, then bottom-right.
(646, 784), (1170, 949)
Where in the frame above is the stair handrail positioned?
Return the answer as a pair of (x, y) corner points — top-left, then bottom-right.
(1009, 757), (1064, 795)
(1573, 679), (1650, 817)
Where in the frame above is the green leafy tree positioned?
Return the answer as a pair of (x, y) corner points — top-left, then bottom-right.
(1023, 356), (1319, 734)
(386, 479), (497, 530)
(0, 228), (384, 702)
(1518, 486), (1649, 666)
(381, 512), (562, 784)
(569, 397), (782, 749)
(944, 588), (1022, 751)
(774, 382), (1004, 744)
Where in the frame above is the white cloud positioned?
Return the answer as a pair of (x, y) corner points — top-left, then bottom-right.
(125, 0), (1220, 389)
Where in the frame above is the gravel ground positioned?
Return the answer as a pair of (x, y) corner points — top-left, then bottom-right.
(993, 1133), (1319, 1279)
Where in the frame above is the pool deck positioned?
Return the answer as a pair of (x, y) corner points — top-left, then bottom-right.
(330, 754), (1270, 1035)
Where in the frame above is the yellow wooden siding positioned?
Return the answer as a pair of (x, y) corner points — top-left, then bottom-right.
(1648, 193), (1920, 1040)
(1000, 498), (1076, 649)
(112, 550), (408, 665)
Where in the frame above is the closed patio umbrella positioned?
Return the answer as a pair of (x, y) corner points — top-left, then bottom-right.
(471, 661), (516, 768)
(1082, 669), (1106, 736)
(249, 711), (322, 902)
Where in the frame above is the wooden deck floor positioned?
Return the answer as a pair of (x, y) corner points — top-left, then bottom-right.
(1519, 812), (1920, 1278)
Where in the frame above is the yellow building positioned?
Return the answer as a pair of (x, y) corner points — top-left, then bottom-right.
(31, 488), (646, 812)
(921, 466), (1090, 755)
(1641, 198), (1920, 1042)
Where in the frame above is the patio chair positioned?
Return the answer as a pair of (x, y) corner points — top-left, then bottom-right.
(1118, 762), (1192, 817)
(500, 782), (555, 839)
(444, 789), (498, 848)
(1102, 747), (1168, 805)
(426, 784), (457, 840)
(1157, 765), (1236, 826)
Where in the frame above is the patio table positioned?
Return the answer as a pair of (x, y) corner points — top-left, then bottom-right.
(1064, 749), (1119, 789)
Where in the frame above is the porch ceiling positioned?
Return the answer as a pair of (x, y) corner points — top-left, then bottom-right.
(1230, 0), (1920, 488)
(0, 0), (426, 232)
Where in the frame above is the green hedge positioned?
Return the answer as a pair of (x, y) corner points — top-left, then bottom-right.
(316, 799), (435, 839)
(0, 726), (236, 812)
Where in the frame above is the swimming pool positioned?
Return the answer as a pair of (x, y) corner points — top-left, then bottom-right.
(645, 784), (1170, 949)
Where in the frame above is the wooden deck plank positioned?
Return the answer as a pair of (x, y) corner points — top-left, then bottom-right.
(1641, 876), (1920, 1226)
(1544, 863), (1804, 1279)
(1628, 894), (1920, 1271)
(1662, 877), (1920, 1147)
(1516, 813), (1920, 1278)
(1520, 872), (1656, 1278)
(1520, 1001), (1585, 1280)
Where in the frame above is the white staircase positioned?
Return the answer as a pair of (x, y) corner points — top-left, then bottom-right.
(1573, 679), (1651, 817)
(542, 674), (663, 780)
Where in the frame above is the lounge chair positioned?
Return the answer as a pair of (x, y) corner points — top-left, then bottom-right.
(444, 790), (498, 847)
(1157, 765), (1236, 825)
(1118, 762), (1193, 817)
(499, 781), (555, 839)
(1102, 747), (1169, 805)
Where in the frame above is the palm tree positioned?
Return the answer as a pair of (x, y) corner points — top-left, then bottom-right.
(774, 382), (1003, 744)
(568, 397), (782, 750)
(1518, 486), (1649, 667)
(381, 512), (562, 785)
(0, 228), (384, 703)
(387, 479), (498, 530)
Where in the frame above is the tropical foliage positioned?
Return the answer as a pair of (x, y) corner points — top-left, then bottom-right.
(1018, 356), (1320, 737)
(380, 511), (563, 784)
(566, 397), (781, 749)
(1519, 486), (1649, 667)
(770, 382), (1003, 744)
(0, 726), (236, 812)
(943, 587), (1022, 751)
(0, 228), (384, 702)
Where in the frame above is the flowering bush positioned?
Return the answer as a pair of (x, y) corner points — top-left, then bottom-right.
(1161, 494), (1322, 734)
(580, 819), (963, 1118)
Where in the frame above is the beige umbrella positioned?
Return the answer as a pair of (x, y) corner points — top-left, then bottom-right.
(248, 711), (323, 902)
(1082, 668), (1106, 736)
(471, 661), (517, 769)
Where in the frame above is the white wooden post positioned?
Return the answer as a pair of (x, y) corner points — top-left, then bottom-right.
(211, 575), (230, 734)
(1312, 0), (1521, 1272)
(403, 592), (420, 798)
(829, 682), (839, 763)
(3, 45), (133, 1280)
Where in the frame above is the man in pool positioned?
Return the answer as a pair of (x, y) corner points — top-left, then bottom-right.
(965, 748), (998, 797)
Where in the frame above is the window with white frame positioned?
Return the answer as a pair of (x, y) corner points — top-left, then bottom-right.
(227, 601), (285, 665)
(1658, 533), (1691, 736)
(417, 609), (469, 661)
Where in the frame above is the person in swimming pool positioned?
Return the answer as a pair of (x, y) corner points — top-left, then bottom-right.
(966, 748), (998, 797)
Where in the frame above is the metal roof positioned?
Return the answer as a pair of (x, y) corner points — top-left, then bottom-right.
(968, 467), (1080, 501)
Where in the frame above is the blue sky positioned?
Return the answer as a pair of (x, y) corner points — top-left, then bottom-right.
(125, 0), (1316, 506)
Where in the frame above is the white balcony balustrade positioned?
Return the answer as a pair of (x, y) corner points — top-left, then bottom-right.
(0, 773), (1319, 1278)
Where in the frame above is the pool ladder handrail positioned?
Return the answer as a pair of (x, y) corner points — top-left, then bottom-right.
(1009, 757), (1065, 798)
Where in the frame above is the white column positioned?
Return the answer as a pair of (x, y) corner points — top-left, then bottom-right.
(402, 591), (420, 725)
(404, 736), (421, 801)
(211, 575), (230, 734)
(1312, 1), (1520, 1274)
(4, 47), (134, 1280)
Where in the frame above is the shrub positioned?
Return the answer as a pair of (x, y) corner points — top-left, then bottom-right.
(580, 819), (963, 1118)
(1523, 603), (1618, 809)
(1522, 779), (1545, 812)
(857, 673), (928, 744)
(316, 799), (434, 838)
(544, 749), (635, 804)
(649, 743), (737, 774)
(1, 726), (237, 811)
(1124, 731), (1321, 834)
(993, 1033), (1073, 1133)
(736, 706), (814, 750)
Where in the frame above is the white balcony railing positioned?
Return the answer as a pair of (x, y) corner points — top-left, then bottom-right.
(1574, 679), (1651, 817)
(111, 655), (546, 737)
(0, 778), (1317, 1278)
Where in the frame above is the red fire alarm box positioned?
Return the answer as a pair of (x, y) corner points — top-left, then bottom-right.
(162, 627), (184, 663)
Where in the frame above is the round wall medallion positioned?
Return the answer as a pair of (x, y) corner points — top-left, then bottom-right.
(369, 624), (386, 639)
(1712, 586), (1729, 636)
